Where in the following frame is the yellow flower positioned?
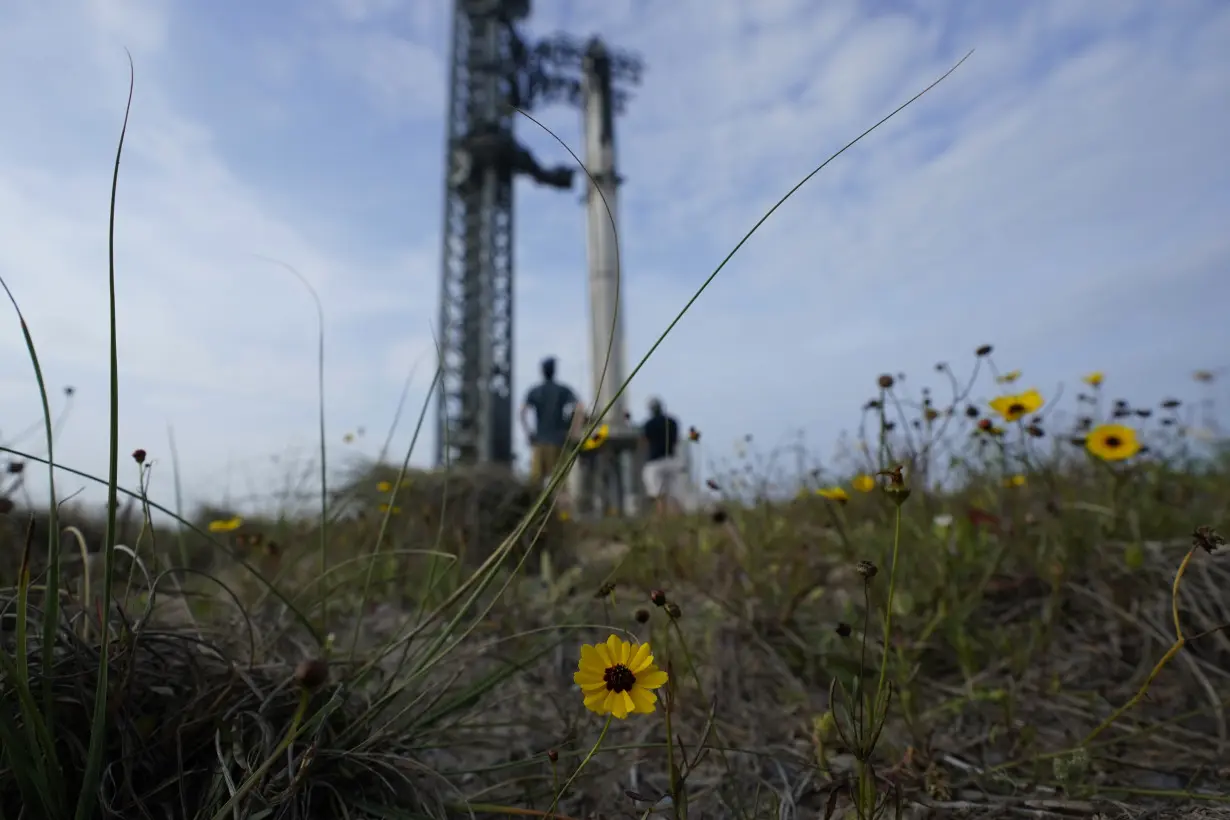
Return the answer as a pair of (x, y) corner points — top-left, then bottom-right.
(582, 424), (610, 452)
(557, 510), (571, 522)
(851, 474), (876, 493)
(378, 503), (401, 515)
(574, 634), (668, 719)
(1082, 371), (1104, 387)
(208, 516), (243, 533)
(988, 389), (1044, 423)
(376, 480), (392, 493)
(996, 370), (1022, 385)
(342, 433), (355, 444)
(816, 486), (849, 503)
(1085, 424), (1141, 461)
(1002, 474), (1027, 488)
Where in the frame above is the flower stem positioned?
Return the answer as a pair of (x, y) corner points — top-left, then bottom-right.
(547, 715), (611, 818)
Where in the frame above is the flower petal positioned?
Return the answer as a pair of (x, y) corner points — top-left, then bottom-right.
(579, 643), (604, 672)
(606, 634), (629, 665)
(575, 671), (605, 689)
(637, 669), (668, 690)
(630, 686), (657, 714)
(583, 688), (608, 713)
(629, 643), (652, 672)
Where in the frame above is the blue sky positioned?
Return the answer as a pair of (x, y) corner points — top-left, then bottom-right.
(1, 0), (1228, 515)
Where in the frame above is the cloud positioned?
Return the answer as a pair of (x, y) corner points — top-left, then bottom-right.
(1, 0), (1227, 517)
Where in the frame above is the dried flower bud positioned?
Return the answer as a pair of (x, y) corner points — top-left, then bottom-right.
(835, 622), (852, 638)
(711, 508), (728, 524)
(294, 658), (330, 691)
(975, 344), (993, 357)
(877, 374), (895, 389)
(131, 448), (147, 465)
(1193, 525), (1226, 555)
(664, 602), (682, 620)
(594, 582), (616, 598)
(6, 461), (24, 475)
(547, 749), (559, 763)
(650, 589), (667, 607)
(634, 607), (650, 624)
(855, 560), (878, 580)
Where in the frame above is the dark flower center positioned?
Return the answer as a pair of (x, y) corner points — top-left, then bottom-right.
(604, 664), (636, 693)
(1008, 403), (1025, 417)
(1105, 435), (1122, 448)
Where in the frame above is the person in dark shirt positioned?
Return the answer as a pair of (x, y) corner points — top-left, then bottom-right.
(520, 356), (584, 490)
(640, 397), (683, 515)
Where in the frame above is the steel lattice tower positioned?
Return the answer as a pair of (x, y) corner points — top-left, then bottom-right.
(435, 0), (641, 469)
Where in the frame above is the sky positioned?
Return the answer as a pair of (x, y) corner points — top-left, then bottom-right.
(1, 0), (1228, 516)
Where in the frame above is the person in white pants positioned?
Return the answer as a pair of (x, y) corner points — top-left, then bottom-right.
(640, 397), (684, 516)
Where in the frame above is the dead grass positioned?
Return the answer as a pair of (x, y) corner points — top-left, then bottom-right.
(3, 447), (1228, 819)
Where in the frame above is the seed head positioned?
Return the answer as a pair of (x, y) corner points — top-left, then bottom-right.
(1193, 525), (1226, 555)
(64, 385), (76, 396)
(547, 749), (559, 763)
(294, 658), (330, 691)
(965, 405), (979, 418)
(877, 374), (895, 390)
(664, 602), (682, 620)
(634, 607), (650, 623)
(975, 344), (993, 357)
(132, 448), (147, 465)
(855, 560), (878, 580)
(6, 461), (24, 475)
(835, 622), (852, 638)
(706, 478), (720, 491)
(1161, 398), (1181, 409)
(650, 589), (667, 607)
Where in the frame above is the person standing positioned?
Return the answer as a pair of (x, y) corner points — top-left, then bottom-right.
(520, 356), (584, 490)
(640, 397), (683, 516)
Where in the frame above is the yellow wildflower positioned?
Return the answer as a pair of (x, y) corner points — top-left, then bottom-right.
(378, 503), (401, 515)
(574, 634), (668, 719)
(582, 424), (609, 452)
(1002, 474), (1026, 488)
(816, 487), (849, 503)
(851, 474), (876, 493)
(1086, 424), (1141, 461)
(989, 389), (1045, 423)
(996, 370), (1022, 385)
(1082, 372), (1104, 387)
(376, 480), (392, 493)
(208, 516), (243, 533)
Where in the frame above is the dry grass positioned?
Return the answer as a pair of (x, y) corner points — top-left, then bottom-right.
(3, 417), (1229, 819)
